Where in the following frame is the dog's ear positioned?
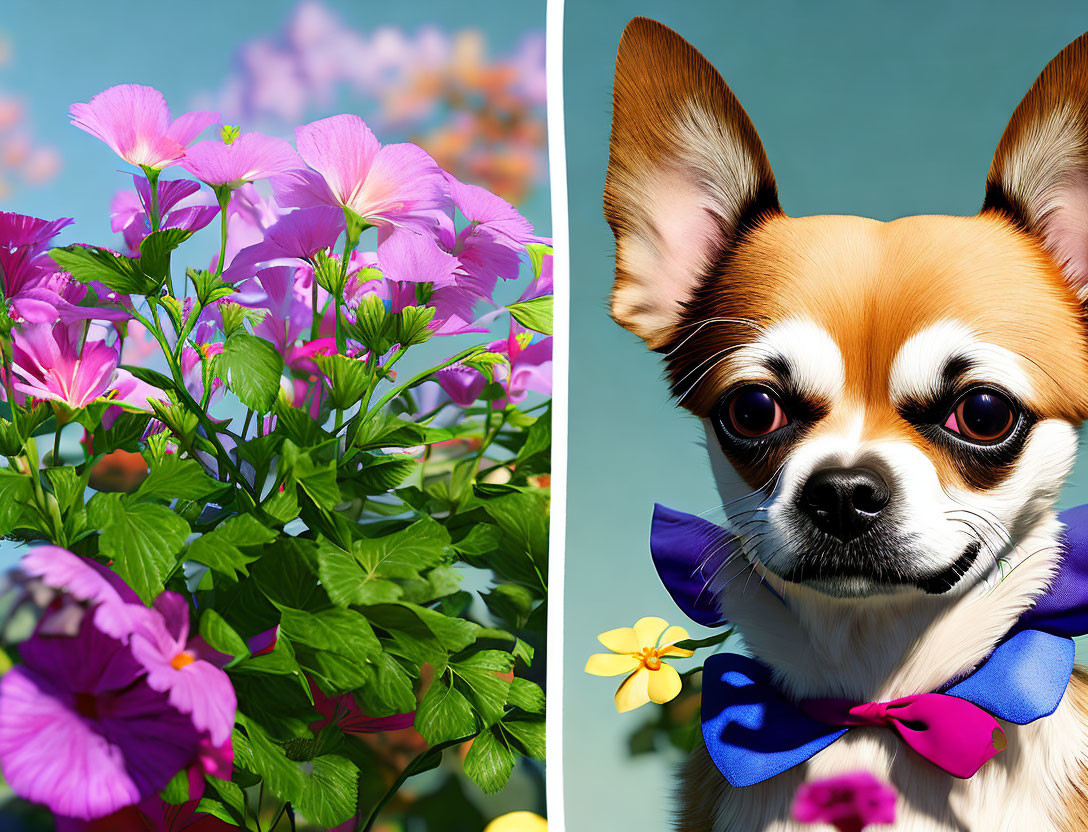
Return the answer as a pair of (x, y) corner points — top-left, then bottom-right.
(984, 33), (1088, 298)
(604, 17), (780, 349)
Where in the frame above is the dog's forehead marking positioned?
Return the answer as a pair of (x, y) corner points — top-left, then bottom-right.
(729, 318), (844, 398)
(888, 320), (1034, 404)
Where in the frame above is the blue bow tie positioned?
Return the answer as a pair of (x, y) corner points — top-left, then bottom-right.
(650, 503), (1088, 786)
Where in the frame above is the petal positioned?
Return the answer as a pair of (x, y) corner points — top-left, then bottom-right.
(597, 627), (639, 654)
(294, 114), (380, 205)
(614, 668), (651, 713)
(585, 653), (640, 677)
(647, 662), (683, 704)
(660, 625), (691, 648)
(376, 226), (459, 287)
(633, 616), (669, 650)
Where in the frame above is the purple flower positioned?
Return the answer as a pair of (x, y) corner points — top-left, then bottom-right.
(222, 205), (345, 281)
(792, 773), (897, 832)
(0, 613), (205, 820)
(69, 85), (218, 170)
(129, 592), (237, 747)
(436, 365), (487, 407)
(181, 131), (302, 188)
(272, 114), (449, 232)
(14, 546), (146, 640)
(110, 175), (219, 254)
(236, 265), (311, 351)
(493, 324), (552, 406)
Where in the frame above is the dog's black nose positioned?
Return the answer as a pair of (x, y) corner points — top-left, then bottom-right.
(799, 467), (891, 542)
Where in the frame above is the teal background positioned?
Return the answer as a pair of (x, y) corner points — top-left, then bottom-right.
(562, 2), (1088, 830)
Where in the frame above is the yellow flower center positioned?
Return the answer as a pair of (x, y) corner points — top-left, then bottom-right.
(639, 646), (663, 671)
(170, 650), (196, 670)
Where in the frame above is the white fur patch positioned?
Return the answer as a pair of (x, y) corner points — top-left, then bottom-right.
(888, 320), (1034, 405)
(725, 318), (845, 400)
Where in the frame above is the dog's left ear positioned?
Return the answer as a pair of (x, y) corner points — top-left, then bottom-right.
(984, 32), (1088, 298)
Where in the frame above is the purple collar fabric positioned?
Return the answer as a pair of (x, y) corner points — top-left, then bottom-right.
(650, 502), (1088, 637)
(649, 502), (1088, 786)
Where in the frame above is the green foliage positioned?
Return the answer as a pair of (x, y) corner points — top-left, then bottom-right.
(217, 332), (284, 411)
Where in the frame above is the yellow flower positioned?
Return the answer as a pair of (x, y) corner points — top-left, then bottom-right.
(585, 616), (694, 712)
(484, 811), (548, 832)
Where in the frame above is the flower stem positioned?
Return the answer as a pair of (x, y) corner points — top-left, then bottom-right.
(214, 186), (232, 277)
(309, 278), (321, 342)
(52, 425), (61, 466)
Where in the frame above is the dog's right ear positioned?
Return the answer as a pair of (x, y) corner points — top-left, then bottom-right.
(604, 18), (780, 350)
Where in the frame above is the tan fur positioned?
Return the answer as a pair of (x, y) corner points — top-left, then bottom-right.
(1059, 669), (1088, 832)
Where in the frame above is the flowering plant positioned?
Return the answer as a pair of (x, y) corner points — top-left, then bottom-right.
(0, 82), (551, 830)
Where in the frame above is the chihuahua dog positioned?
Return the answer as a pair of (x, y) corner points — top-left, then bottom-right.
(605, 18), (1088, 831)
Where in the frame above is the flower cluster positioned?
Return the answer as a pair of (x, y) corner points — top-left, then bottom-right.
(0, 78), (551, 827)
(197, 0), (546, 201)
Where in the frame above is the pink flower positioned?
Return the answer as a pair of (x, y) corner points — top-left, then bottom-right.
(129, 592), (237, 747)
(307, 676), (415, 737)
(221, 182), (283, 267)
(222, 205), (345, 281)
(792, 773), (897, 832)
(272, 113), (449, 231)
(11, 322), (165, 411)
(376, 226), (459, 287)
(0, 613), (205, 820)
(110, 175), (218, 254)
(181, 131), (302, 188)
(69, 85), (218, 170)
(55, 797), (237, 831)
(235, 266), (312, 352)
(493, 324), (552, 406)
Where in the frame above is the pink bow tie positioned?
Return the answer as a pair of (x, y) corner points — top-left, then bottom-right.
(802, 693), (1008, 778)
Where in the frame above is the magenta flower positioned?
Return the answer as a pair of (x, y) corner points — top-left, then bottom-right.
(129, 592), (237, 747)
(55, 796), (237, 831)
(10, 272), (131, 326)
(307, 676), (415, 737)
(0, 613), (205, 820)
(792, 773), (897, 832)
(0, 211), (74, 298)
(11, 323), (165, 411)
(181, 131), (302, 189)
(222, 205), (345, 281)
(376, 227), (459, 288)
(69, 85), (218, 170)
(110, 175), (218, 254)
(493, 324), (552, 406)
(272, 113), (449, 231)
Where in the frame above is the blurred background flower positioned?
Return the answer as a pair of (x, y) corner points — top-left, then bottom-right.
(0, 33), (60, 201)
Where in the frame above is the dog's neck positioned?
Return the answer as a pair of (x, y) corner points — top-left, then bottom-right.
(717, 513), (1064, 703)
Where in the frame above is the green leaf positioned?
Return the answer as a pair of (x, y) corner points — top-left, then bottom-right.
(139, 227), (192, 280)
(356, 652), (417, 716)
(351, 413), (453, 451)
(50, 244), (157, 295)
(415, 675), (476, 745)
(281, 441), (340, 510)
(354, 517), (449, 577)
(187, 514), (278, 579)
(350, 453), (417, 496)
(450, 650), (514, 726)
(316, 540), (401, 607)
(189, 268), (235, 306)
(92, 411), (151, 455)
(313, 353), (370, 410)
(159, 768), (192, 804)
(137, 455), (225, 502)
(196, 777), (246, 826)
(506, 678), (545, 714)
(519, 405), (551, 461)
(198, 609), (249, 664)
(526, 242), (552, 278)
(452, 523), (503, 556)
(503, 717), (546, 760)
(0, 471), (37, 537)
(233, 713), (306, 803)
(507, 295), (553, 335)
(217, 332), (284, 411)
(394, 305), (436, 347)
(463, 728), (516, 794)
(296, 754), (358, 828)
(482, 584), (536, 629)
(279, 606), (382, 659)
(673, 628), (735, 652)
(88, 492), (189, 603)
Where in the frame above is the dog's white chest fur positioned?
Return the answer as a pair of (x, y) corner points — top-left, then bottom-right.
(683, 689), (1088, 831)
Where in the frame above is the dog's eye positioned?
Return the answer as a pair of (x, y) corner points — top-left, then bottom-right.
(943, 389), (1015, 443)
(726, 386), (789, 438)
